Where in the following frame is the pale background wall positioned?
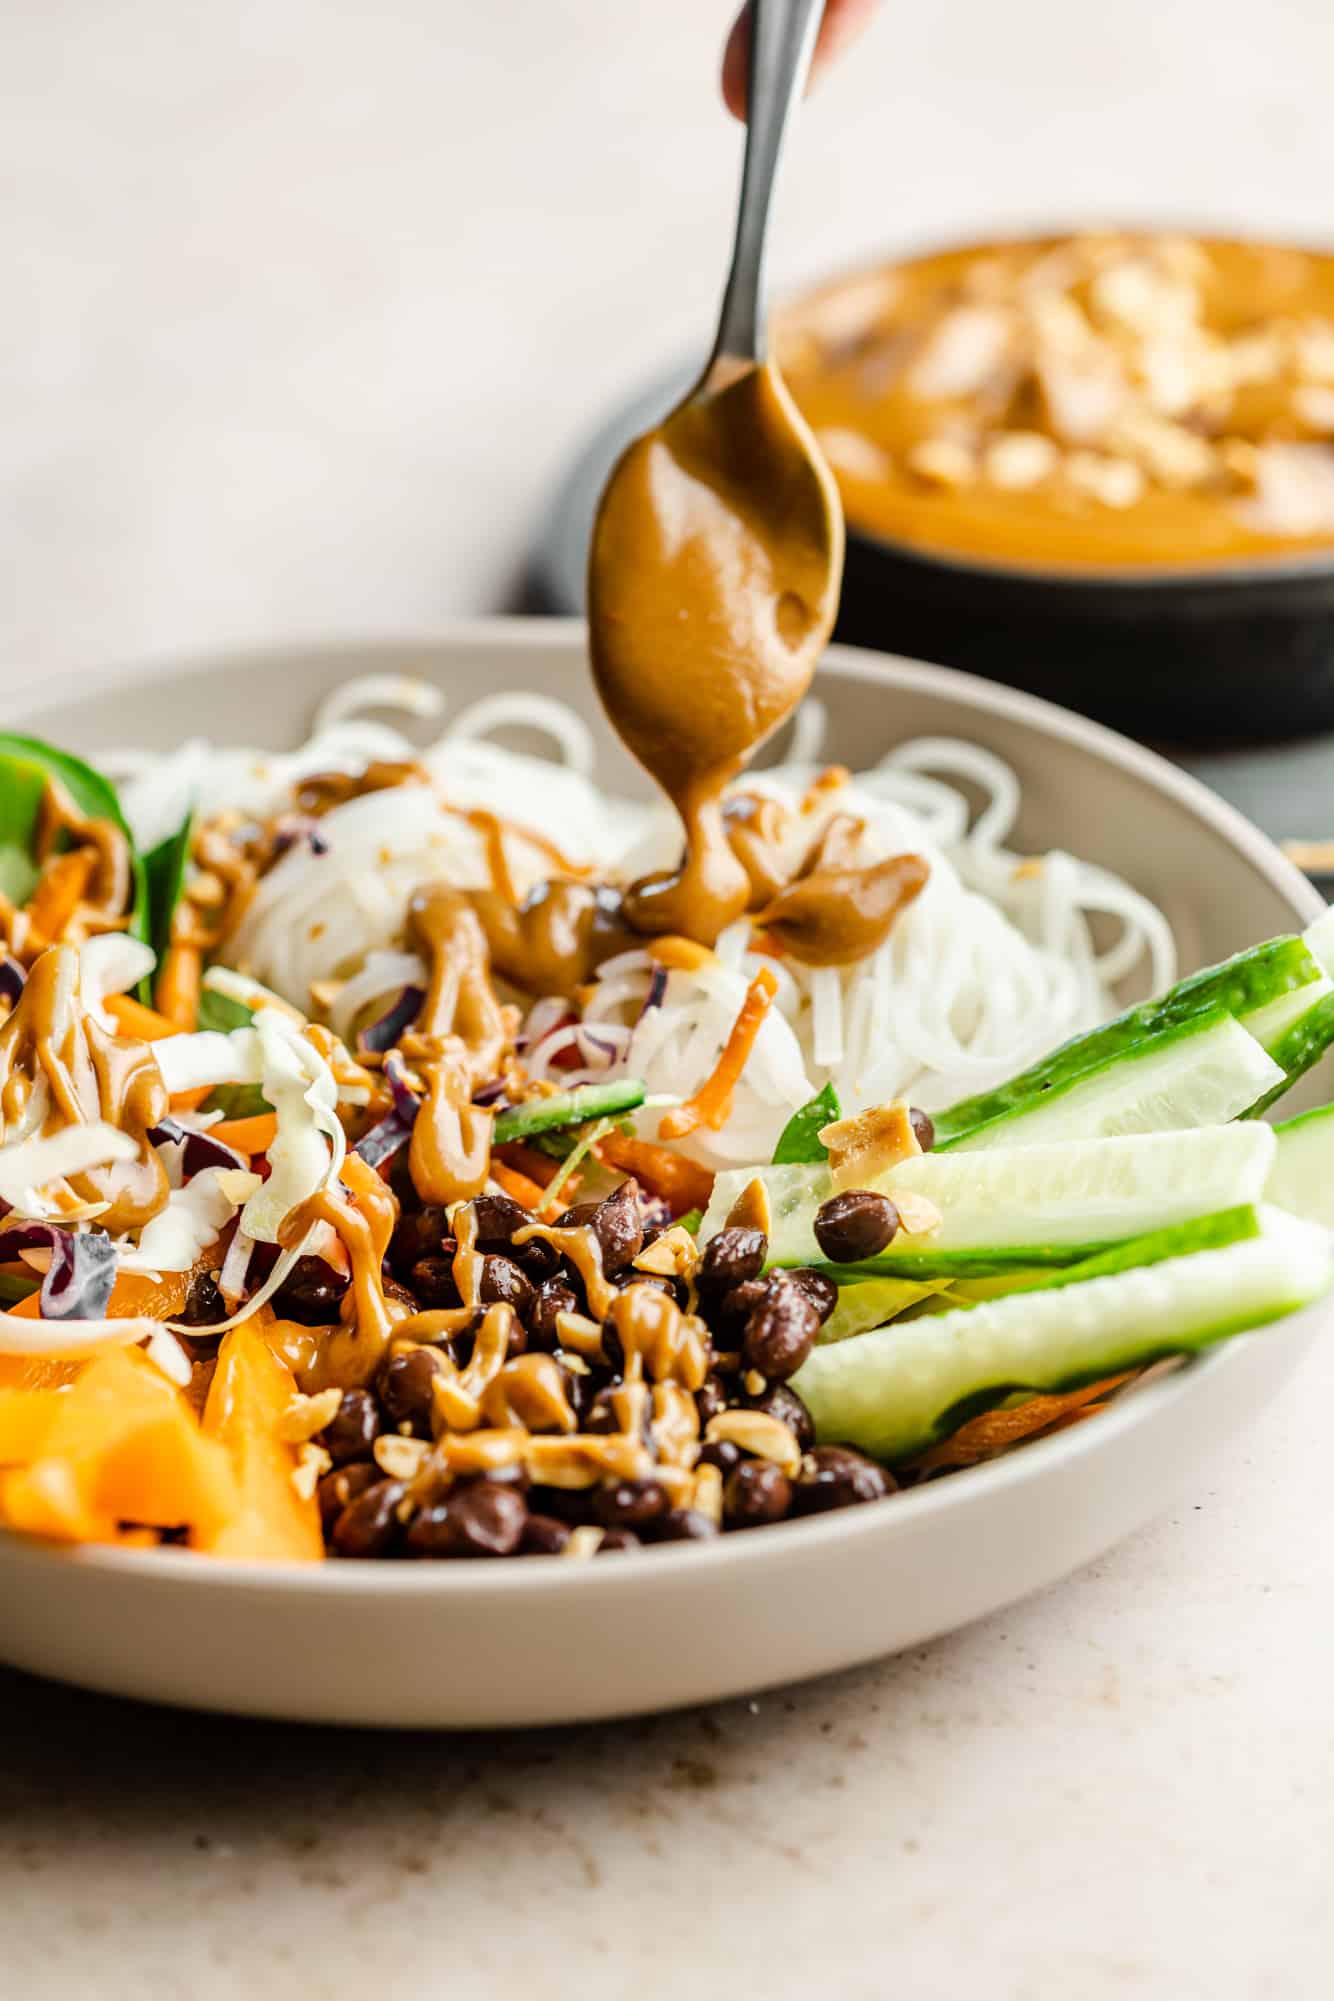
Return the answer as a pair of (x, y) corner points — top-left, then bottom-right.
(4, 10), (1334, 1999)
(3, 0), (1332, 674)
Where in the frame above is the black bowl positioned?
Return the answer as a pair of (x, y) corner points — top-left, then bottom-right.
(527, 365), (1334, 745)
(834, 534), (1334, 744)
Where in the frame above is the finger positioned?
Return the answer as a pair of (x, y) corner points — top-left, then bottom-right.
(721, 0), (881, 121)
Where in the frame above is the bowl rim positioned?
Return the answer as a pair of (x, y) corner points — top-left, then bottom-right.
(3, 615), (1323, 1596)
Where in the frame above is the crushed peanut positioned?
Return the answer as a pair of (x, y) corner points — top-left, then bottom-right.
(290, 1442), (332, 1502)
(704, 1409), (803, 1478)
(374, 1434), (431, 1480)
(277, 1387), (343, 1444)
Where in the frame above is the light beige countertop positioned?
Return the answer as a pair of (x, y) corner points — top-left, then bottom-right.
(2, 4), (1334, 1996)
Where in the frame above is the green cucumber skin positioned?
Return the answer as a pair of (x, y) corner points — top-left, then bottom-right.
(492, 1079), (646, 1144)
(1267, 1107), (1334, 1225)
(879, 1206), (1265, 1302)
(988, 1205), (1265, 1294)
(772, 1083), (841, 1166)
(808, 1239), (1117, 1282)
(793, 1219), (1330, 1462)
(933, 937), (1313, 1149)
(1245, 992), (1334, 1117)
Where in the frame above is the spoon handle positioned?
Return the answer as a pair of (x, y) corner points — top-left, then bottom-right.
(708, 0), (825, 373)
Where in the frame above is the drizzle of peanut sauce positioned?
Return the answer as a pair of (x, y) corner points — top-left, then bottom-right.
(399, 885), (512, 1207)
(273, 1153), (406, 1391)
(2, 777), (132, 963)
(0, 944), (168, 1230)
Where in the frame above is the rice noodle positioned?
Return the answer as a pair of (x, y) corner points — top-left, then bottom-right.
(115, 678), (1176, 1167)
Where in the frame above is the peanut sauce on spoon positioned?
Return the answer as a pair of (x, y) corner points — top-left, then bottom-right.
(588, 359), (844, 946)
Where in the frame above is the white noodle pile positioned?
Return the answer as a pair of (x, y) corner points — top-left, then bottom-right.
(114, 677), (1175, 1164)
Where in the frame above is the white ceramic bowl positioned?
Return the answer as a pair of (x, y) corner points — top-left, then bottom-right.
(1, 619), (1327, 1728)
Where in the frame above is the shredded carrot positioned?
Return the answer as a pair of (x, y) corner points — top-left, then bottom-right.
(911, 1373), (1135, 1475)
(594, 1131), (715, 1216)
(26, 848), (95, 945)
(169, 1086), (215, 1114)
(800, 764), (851, 813)
(207, 1111), (277, 1155)
(491, 1160), (546, 1211)
(493, 1141), (564, 1190)
(748, 929), (786, 959)
(155, 941), (202, 1032)
(106, 993), (182, 1042)
(648, 935), (715, 973)
(657, 964), (780, 1142)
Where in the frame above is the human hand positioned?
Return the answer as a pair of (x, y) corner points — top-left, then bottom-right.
(721, 0), (882, 119)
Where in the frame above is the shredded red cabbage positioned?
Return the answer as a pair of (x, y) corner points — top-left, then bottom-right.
(0, 956), (25, 1007)
(354, 1111), (416, 1170)
(471, 1077), (508, 1108)
(0, 1221), (119, 1320)
(381, 1050), (423, 1121)
(354, 1050), (421, 1169)
(149, 1116), (248, 1176)
(638, 964), (668, 1020)
(272, 815), (330, 859)
(359, 986), (425, 1056)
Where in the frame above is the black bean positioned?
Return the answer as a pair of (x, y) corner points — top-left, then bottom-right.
(653, 1508), (719, 1542)
(388, 1204), (450, 1278)
(590, 1178), (644, 1273)
(406, 1479), (527, 1558)
(529, 1277), (579, 1349)
(408, 1256), (460, 1308)
(747, 1380), (816, 1452)
(700, 1226), (768, 1292)
(558, 1364), (596, 1425)
(320, 1388), (381, 1466)
(470, 1191), (530, 1247)
(331, 1479), (407, 1558)
(695, 1375), (730, 1425)
(525, 1484), (595, 1526)
(787, 1267), (838, 1324)
(743, 1275), (818, 1382)
(511, 1234), (561, 1282)
(479, 1254), (536, 1322)
(271, 1254), (349, 1325)
(178, 1269), (227, 1329)
(593, 1479), (671, 1530)
(378, 1347), (443, 1432)
(793, 1444), (895, 1515)
(909, 1106), (935, 1152)
(583, 1388), (622, 1436)
(813, 1190), (899, 1264)
(317, 1461), (376, 1528)
(596, 1527), (640, 1553)
(724, 1460), (793, 1528)
(617, 1271), (688, 1312)
(520, 1513), (572, 1556)
(697, 1438), (743, 1478)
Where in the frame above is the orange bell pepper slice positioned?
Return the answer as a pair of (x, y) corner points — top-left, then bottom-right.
(0, 1348), (237, 1546)
(197, 1326), (324, 1562)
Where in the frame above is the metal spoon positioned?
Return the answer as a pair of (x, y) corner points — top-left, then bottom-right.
(587, 0), (845, 944)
